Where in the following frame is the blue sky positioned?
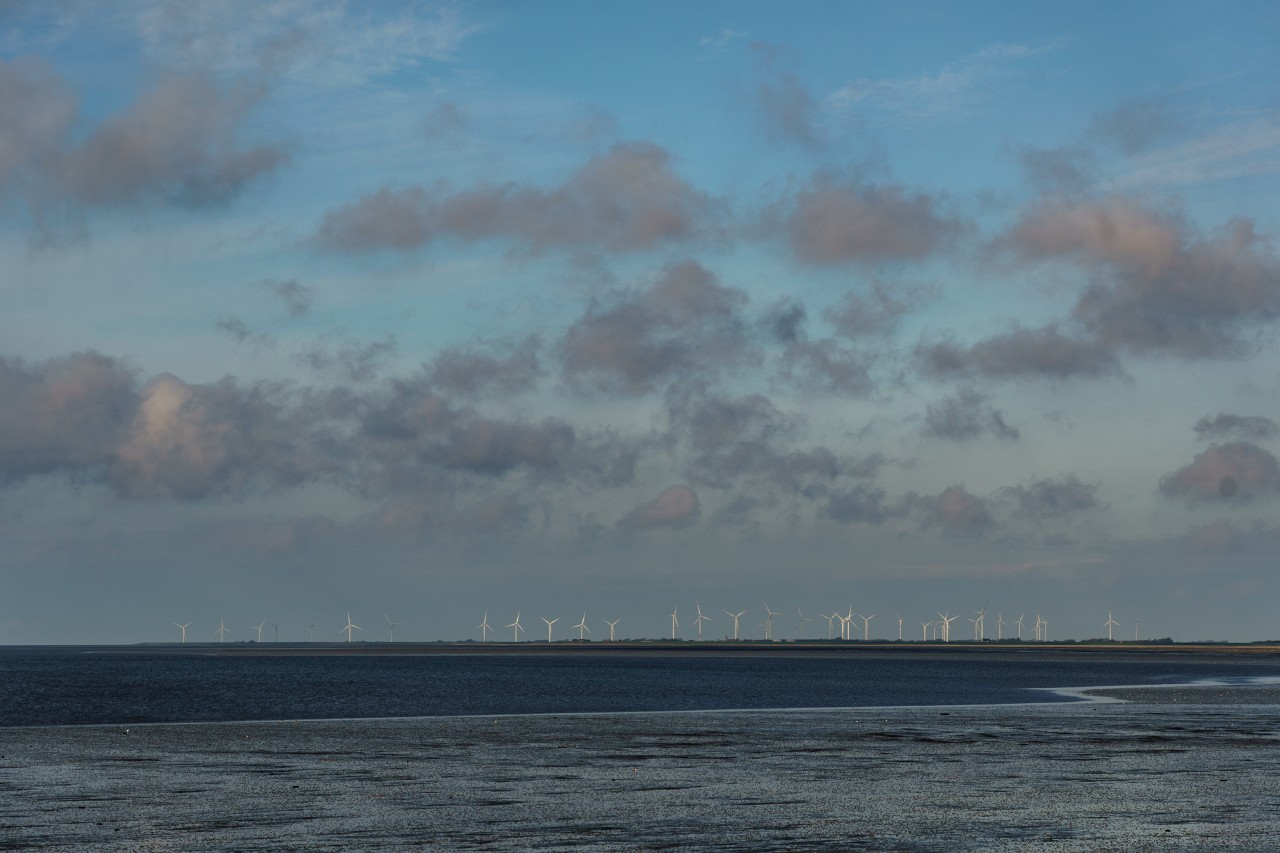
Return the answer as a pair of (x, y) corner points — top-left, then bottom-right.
(2, 1), (1280, 644)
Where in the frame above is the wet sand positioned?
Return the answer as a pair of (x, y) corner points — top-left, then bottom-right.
(3, 689), (1279, 851)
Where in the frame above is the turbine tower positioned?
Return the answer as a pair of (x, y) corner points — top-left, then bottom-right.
(215, 617), (230, 643)
(174, 621), (192, 643)
(604, 618), (620, 641)
(540, 616), (559, 642)
(938, 612), (959, 643)
(996, 613), (1005, 640)
(572, 613), (590, 640)
(895, 613), (903, 642)
(308, 623), (316, 642)
(477, 611), (493, 641)
(670, 606), (679, 640)
(723, 609), (746, 640)
(384, 613), (403, 642)
(821, 612), (836, 640)
(762, 602), (779, 641)
(507, 612), (524, 642)
(1014, 614), (1025, 640)
(341, 612), (361, 642)
(268, 622), (279, 642)
(254, 621), (266, 643)
(920, 620), (932, 641)
(854, 612), (875, 641)
(1104, 610), (1119, 641)
(693, 604), (712, 640)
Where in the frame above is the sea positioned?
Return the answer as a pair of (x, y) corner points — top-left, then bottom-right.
(3, 644), (1279, 726)
(7, 646), (1280, 849)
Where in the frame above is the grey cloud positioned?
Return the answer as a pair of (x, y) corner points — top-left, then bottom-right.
(618, 484), (700, 530)
(423, 101), (468, 141)
(784, 173), (966, 265)
(58, 74), (288, 208)
(263, 279), (314, 318)
(0, 58), (77, 191)
(922, 388), (1019, 441)
(761, 299), (806, 344)
(316, 142), (714, 254)
(750, 47), (821, 148)
(0, 352), (136, 484)
(1001, 199), (1280, 357)
(1158, 442), (1280, 504)
(1193, 413), (1279, 443)
(777, 339), (877, 396)
(375, 489), (531, 539)
(301, 337), (396, 383)
(825, 281), (929, 338)
(823, 483), (895, 525)
(1087, 97), (1180, 155)
(427, 337), (542, 398)
(560, 260), (753, 395)
(908, 484), (995, 537)
(1019, 145), (1098, 195)
(1183, 519), (1280, 554)
(916, 325), (1120, 381)
(215, 316), (268, 345)
(1001, 475), (1101, 520)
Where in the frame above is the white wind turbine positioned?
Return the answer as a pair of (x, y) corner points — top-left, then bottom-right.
(308, 623), (316, 642)
(838, 608), (853, 641)
(507, 612), (524, 642)
(996, 613), (1005, 640)
(268, 622), (279, 642)
(1104, 610), (1119, 641)
(341, 612), (361, 642)
(693, 604), (712, 640)
(670, 606), (680, 640)
(938, 612), (959, 643)
(540, 616), (559, 642)
(723, 609), (746, 640)
(896, 613), (903, 641)
(762, 602), (780, 641)
(1033, 613), (1046, 641)
(1014, 614), (1025, 640)
(572, 613), (590, 640)
(968, 613), (982, 642)
(384, 613), (403, 642)
(821, 611), (837, 640)
(216, 617), (230, 643)
(855, 612), (875, 641)
(174, 621), (192, 643)
(796, 607), (813, 639)
(604, 618), (620, 641)
(254, 621), (266, 643)
(477, 611), (493, 641)
(1134, 618), (1141, 642)
(920, 620), (933, 641)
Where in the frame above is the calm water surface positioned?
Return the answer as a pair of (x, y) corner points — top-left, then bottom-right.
(5, 647), (1279, 727)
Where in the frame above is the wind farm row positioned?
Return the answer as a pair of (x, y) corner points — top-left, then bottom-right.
(168, 605), (1148, 645)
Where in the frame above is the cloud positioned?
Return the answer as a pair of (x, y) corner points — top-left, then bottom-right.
(1000, 198), (1280, 357)
(423, 101), (469, 141)
(823, 483), (895, 525)
(1087, 97), (1181, 155)
(916, 325), (1120, 381)
(263, 279), (314, 318)
(0, 58), (77, 192)
(0, 352), (136, 484)
(921, 388), (1019, 441)
(782, 172), (965, 265)
(1158, 442), (1280, 504)
(300, 337), (396, 382)
(1192, 413), (1279, 443)
(315, 142), (715, 254)
(426, 337), (542, 399)
(909, 484), (995, 536)
(825, 281), (929, 337)
(1019, 145), (1098, 195)
(1001, 475), (1101, 520)
(776, 339), (877, 396)
(619, 484), (700, 530)
(749, 46), (820, 147)
(559, 260), (753, 395)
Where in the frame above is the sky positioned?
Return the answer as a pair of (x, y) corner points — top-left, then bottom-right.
(3, 1), (1280, 644)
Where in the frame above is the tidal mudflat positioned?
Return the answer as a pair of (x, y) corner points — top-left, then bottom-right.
(4, 690), (1279, 851)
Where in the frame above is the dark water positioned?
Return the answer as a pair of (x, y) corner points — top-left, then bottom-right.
(5, 647), (1279, 727)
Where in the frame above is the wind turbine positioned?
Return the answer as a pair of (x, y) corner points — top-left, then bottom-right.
(268, 622), (279, 642)
(723, 609), (746, 640)
(996, 613), (1005, 640)
(341, 612), (361, 642)
(1104, 609), (1119, 641)
(507, 612), (524, 642)
(308, 623), (315, 642)
(821, 612), (836, 640)
(215, 617), (230, 643)
(762, 602), (779, 641)
(604, 618), (620, 641)
(693, 604), (712, 640)
(174, 621), (191, 643)
(1033, 613), (1045, 642)
(896, 613), (903, 641)
(838, 609), (853, 641)
(854, 612), (875, 641)
(572, 613), (590, 640)
(796, 607), (813, 639)
(384, 613), (403, 642)
(920, 620), (932, 641)
(1014, 614), (1025, 640)
(670, 606), (679, 640)
(477, 611), (493, 641)
(1135, 617), (1141, 642)
(254, 621), (266, 643)
(540, 616), (559, 642)
(938, 612), (959, 643)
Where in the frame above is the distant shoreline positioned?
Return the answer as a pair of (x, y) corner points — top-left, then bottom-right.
(6, 640), (1280, 662)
